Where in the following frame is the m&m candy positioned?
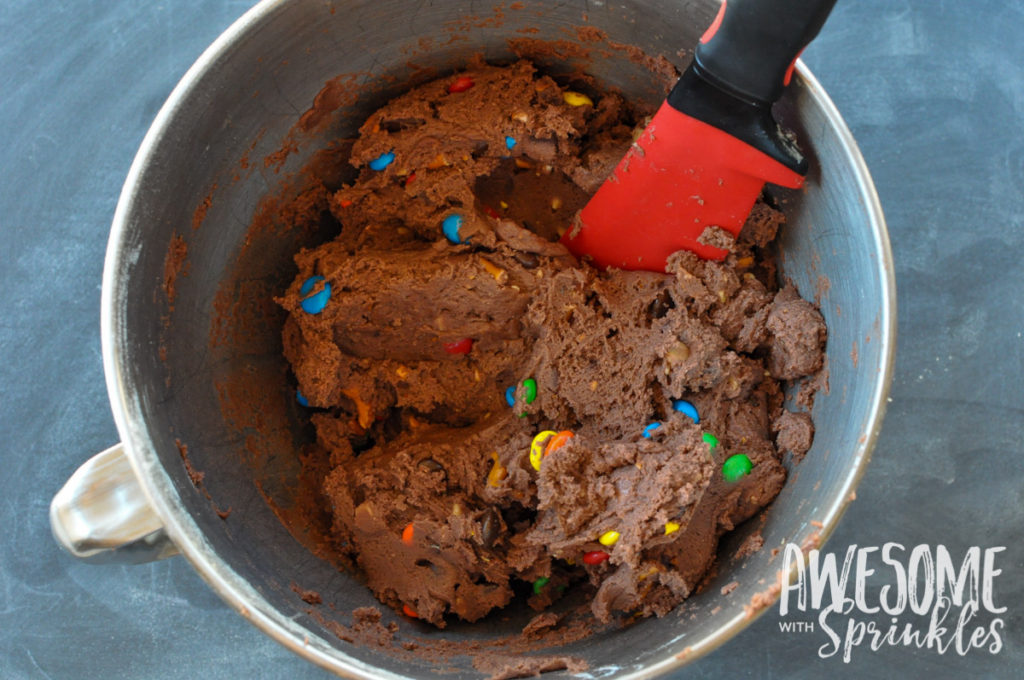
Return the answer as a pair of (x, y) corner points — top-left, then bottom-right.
(583, 550), (610, 565)
(296, 389), (309, 407)
(480, 507), (501, 547)
(487, 452), (507, 487)
(642, 422), (661, 438)
(505, 135), (517, 150)
(442, 338), (473, 354)
(543, 431), (573, 457)
(722, 454), (753, 482)
(522, 378), (537, 404)
(529, 431), (557, 471)
(299, 275), (331, 314)
(528, 430), (573, 471)
(480, 259), (505, 281)
(672, 399), (699, 424)
(598, 530), (620, 547)
(533, 577), (550, 594)
(702, 432), (719, 449)
(442, 214), (467, 244)
(368, 151), (395, 171)
(506, 378), (538, 413)
(563, 91), (593, 107)
(448, 76), (475, 93)
(665, 521), (680, 535)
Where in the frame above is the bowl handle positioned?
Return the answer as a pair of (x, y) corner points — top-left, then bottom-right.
(50, 444), (180, 564)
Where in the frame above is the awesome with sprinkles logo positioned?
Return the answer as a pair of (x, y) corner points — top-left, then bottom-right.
(776, 543), (1006, 661)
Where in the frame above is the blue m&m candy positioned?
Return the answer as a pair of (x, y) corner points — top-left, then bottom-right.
(642, 422), (662, 438)
(368, 151), (395, 171)
(506, 378), (538, 409)
(299, 275), (331, 314)
(443, 214), (467, 244)
(296, 390), (310, 407)
(505, 136), (517, 150)
(672, 399), (699, 424)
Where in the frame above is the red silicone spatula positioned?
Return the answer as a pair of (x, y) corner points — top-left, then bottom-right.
(562, 0), (838, 271)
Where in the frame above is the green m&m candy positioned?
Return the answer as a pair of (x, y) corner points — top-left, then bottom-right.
(522, 378), (537, 404)
(702, 432), (719, 449)
(508, 378), (538, 418)
(722, 454), (752, 482)
(533, 576), (550, 594)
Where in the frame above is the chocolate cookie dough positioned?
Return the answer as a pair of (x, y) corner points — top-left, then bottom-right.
(278, 60), (825, 627)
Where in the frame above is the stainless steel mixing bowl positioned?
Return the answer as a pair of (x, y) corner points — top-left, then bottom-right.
(51, 0), (895, 676)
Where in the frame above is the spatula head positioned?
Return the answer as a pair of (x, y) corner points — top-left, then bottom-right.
(562, 101), (805, 272)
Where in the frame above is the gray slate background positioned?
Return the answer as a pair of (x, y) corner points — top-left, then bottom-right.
(1, 0), (1021, 677)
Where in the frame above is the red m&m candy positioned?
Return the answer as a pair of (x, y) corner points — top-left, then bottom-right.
(443, 338), (474, 354)
(448, 76), (475, 93)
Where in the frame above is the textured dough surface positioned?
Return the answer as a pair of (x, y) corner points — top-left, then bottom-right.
(278, 60), (826, 627)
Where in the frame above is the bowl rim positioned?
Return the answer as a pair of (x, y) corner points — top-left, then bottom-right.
(100, 1), (896, 677)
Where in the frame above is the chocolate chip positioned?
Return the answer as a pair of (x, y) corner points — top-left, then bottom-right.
(415, 559), (441, 574)
(380, 117), (425, 132)
(648, 290), (676, 319)
(418, 458), (446, 478)
(382, 408), (404, 439)
(350, 434), (374, 454)
(480, 507), (502, 547)
(514, 251), (539, 269)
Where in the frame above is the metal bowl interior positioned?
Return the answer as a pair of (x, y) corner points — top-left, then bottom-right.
(102, 0), (895, 677)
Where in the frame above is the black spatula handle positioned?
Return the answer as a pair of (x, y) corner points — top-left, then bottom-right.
(694, 0), (838, 106)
